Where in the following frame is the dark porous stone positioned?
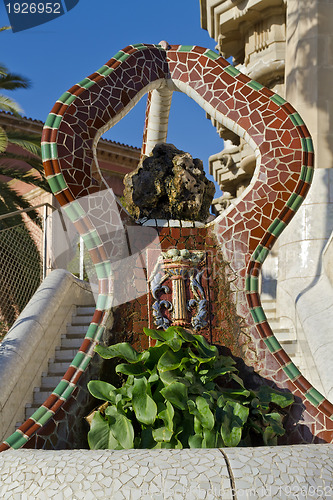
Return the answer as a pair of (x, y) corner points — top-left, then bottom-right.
(123, 143), (215, 221)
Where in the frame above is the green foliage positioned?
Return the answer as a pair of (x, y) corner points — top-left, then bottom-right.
(87, 327), (293, 449)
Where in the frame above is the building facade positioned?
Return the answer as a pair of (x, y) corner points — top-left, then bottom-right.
(200, 0), (333, 400)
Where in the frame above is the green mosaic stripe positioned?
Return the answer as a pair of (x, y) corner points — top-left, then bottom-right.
(57, 91), (76, 106)
(247, 80), (264, 91)
(80, 354), (93, 372)
(253, 244), (269, 264)
(224, 65), (241, 77)
(47, 173), (67, 194)
(95, 261), (112, 279)
(300, 165), (314, 183)
(286, 193), (304, 212)
(82, 229), (102, 250)
(41, 142), (58, 161)
(63, 201), (86, 222)
(95, 324), (106, 342)
(289, 113), (305, 127)
(85, 323), (99, 340)
(264, 336), (282, 354)
(250, 306), (267, 324)
(96, 293), (113, 311)
(305, 387), (325, 407)
(282, 362), (301, 381)
(204, 49), (219, 61)
(71, 351), (87, 369)
(44, 113), (62, 129)
(78, 77), (95, 90)
(132, 43), (148, 49)
(245, 275), (259, 293)
(178, 45), (194, 52)
(268, 218), (287, 237)
(52, 379), (70, 398)
(5, 431), (29, 449)
(270, 94), (287, 106)
(301, 137), (314, 153)
(85, 324), (105, 342)
(59, 383), (75, 401)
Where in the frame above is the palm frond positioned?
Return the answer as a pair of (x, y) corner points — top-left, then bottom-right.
(0, 183), (42, 227)
(0, 72), (31, 91)
(0, 164), (49, 191)
(0, 126), (8, 154)
(6, 132), (41, 156)
(0, 95), (22, 115)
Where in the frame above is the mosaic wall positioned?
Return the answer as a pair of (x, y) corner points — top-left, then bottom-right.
(1, 43), (333, 451)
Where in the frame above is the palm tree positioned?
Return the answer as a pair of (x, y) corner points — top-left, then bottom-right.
(0, 27), (51, 337)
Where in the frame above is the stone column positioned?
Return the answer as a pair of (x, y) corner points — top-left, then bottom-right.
(276, 0), (333, 397)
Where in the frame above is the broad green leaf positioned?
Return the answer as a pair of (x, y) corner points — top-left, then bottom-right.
(263, 413), (285, 436)
(105, 406), (134, 449)
(148, 368), (159, 384)
(157, 349), (184, 372)
(160, 382), (188, 410)
(230, 373), (247, 388)
(196, 396), (214, 430)
(256, 385), (294, 408)
(87, 380), (117, 404)
(145, 344), (169, 369)
(165, 336), (183, 352)
(220, 401), (249, 447)
(188, 434), (203, 448)
(144, 326), (179, 342)
(95, 343), (141, 363)
(158, 401), (174, 431)
(116, 363), (146, 376)
(140, 427), (155, 448)
(152, 426), (173, 442)
(194, 416), (202, 435)
(88, 411), (121, 450)
(188, 348), (215, 365)
(175, 327), (196, 343)
(263, 426), (278, 446)
(159, 369), (183, 386)
(132, 377), (157, 425)
(192, 335), (218, 358)
(143, 327), (167, 341)
(203, 428), (217, 448)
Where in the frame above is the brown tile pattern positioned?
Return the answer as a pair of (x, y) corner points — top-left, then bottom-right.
(1, 43), (331, 451)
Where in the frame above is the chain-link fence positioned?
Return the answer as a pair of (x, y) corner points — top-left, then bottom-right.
(0, 211), (43, 341)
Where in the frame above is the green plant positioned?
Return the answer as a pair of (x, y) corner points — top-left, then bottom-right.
(86, 326), (293, 449)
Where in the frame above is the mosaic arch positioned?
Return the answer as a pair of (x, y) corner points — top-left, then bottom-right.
(1, 42), (333, 451)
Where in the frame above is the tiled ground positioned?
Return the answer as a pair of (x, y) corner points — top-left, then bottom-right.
(0, 446), (332, 499)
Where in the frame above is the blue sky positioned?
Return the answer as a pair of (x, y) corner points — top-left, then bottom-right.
(1, 0), (224, 195)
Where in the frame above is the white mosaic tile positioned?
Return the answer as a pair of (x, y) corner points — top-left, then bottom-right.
(0, 446), (332, 499)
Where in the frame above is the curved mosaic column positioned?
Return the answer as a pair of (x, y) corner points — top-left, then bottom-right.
(1, 43), (332, 451)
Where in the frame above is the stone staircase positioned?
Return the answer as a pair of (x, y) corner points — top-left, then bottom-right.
(261, 298), (302, 368)
(24, 305), (95, 420)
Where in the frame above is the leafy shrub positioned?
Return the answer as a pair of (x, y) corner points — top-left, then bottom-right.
(86, 326), (293, 449)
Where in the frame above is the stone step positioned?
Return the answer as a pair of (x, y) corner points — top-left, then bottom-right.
(60, 336), (83, 349)
(54, 348), (78, 362)
(71, 315), (93, 326)
(33, 388), (52, 405)
(40, 374), (63, 390)
(25, 404), (41, 420)
(66, 325), (89, 336)
(76, 306), (95, 316)
(279, 340), (297, 356)
(48, 361), (71, 375)
(274, 329), (296, 342)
